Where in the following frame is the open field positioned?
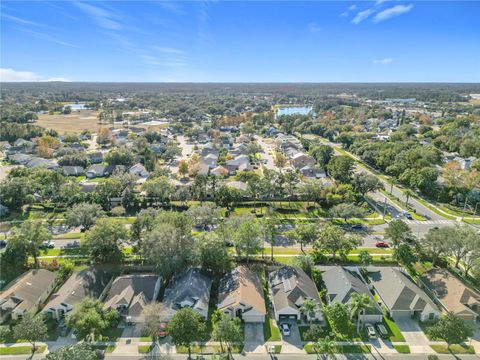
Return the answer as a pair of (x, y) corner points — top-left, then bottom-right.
(36, 110), (110, 133)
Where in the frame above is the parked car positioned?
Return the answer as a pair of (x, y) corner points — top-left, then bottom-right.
(350, 224), (364, 231)
(280, 323), (290, 336)
(0, 240), (6, 248)
(376, 323), (388, 339)
(375, 241), (389, 248)
(158, 322), (167, 338)
(404, 212), (413, 220)
(365, 323), (377, 339)
(95, 349), (105, 359)
(42, 241), (55, 249)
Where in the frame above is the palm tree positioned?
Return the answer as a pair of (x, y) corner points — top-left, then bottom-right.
(300, 299), (319, 325)
(404, 189), (414, 208)
(349, 293), (374, 333)
(313, 335), (336, 360)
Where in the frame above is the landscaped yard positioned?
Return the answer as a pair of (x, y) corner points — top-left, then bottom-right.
(0, 345), (46, 355)
(383, 316), (406, 342)
(430, 344), (475, 354)
(394, 344), (410, 354)
(304, 343), (371, 354)
(138, 344), (153, 353)
(263, 316), (281, 341)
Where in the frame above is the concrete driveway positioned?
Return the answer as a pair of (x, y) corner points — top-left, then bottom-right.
(280, 321), (306, 354)
(393, 317), (434, 354)
(244, 322), (265, 353)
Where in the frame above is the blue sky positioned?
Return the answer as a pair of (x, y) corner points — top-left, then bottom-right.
(1, 1), (479, 82)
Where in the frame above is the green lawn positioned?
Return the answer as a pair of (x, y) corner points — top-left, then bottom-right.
(383, 316), (406, 342)
(211, 345), (243, 353)
(0, 345), (46, 355)
(304, 343), (371, 354)
(430, 344), (475, 354)
(265, 345), (282, 354)
(138, 344), (153, 353)
(176, 345), (206, 354)
(394, 344), (410, 354)
(263, 316), (281, 341)
(139, 336), (153, 342)
(53, 232), (84, 240)
(91, 344), (116, 353)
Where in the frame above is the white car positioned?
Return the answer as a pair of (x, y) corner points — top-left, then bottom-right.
(365, 323), (377, 339)
(281, 323), (290, 336)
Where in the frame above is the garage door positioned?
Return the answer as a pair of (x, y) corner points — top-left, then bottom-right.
(279, 314), (297, 321)
(243, 314), (265, 323)
(391, 311), (411, 320)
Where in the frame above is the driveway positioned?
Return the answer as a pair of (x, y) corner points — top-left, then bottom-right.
(280, 321), (306, 354)
(244, 322), (265, 353)
(393, 317), (434, 354)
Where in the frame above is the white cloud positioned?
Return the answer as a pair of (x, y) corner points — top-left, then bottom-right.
(152, 46), (186, 55)
(373, 4), (413, 23)
(373, 58), (393, 65)
(351, 9), (374, 24)
(75, 2), (123, 30)
(0, 68), (70, 82)
(308, 22), (322, 33)
(1, 13), (48, 28)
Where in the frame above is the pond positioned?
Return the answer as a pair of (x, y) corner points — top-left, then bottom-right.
(276, 106), (312, 118)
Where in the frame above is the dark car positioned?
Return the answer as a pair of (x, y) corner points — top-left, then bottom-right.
(376, 323), (388, 339)
(0, 240), (6, 248)
(375, 241), (389, 248)
(351, 224), (364, 231)
(95, 349), (105, 359)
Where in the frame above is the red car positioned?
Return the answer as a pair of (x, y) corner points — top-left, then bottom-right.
(375, 241), (389, 248)
(157, 323), (167, 338)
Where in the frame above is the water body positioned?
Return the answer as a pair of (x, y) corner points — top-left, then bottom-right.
(276, 106), (312, 117)
(63, 103), (87, 111)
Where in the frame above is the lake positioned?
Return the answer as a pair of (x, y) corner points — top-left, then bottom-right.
(276, 106), (312, 117)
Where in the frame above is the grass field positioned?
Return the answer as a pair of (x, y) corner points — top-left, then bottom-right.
(0, 345), (46, 355)
(430, 344), (474, 354)
(394, 344), (410, 354)
(36, 111), (103, 133)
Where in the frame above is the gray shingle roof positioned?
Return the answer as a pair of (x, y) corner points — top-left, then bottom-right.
(269, 266), (321, 312)
(369, 267), (438, 312)
(322, 266), (382, 315)
(163, 268), (212, 319)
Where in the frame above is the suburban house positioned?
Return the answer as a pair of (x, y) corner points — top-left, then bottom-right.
(419, 269), (480, 322)
(86, 165), (115, 179)
(7, 153), (33, 165)
(0, 269), (57, 322)
(290, 153), (316, 169)
(210, 165), (230, 177)
(369, 267), (440, 322)
(103, 274), (161, 324)
(88, 152), (104, 164)
(300, 166), (326, 179)
(44, 268), (111, 320)
(218, 266), (266, 323)
(163, 268), (212, 320)
(26, 157), (59, 170)
(62, 166), (85, 176)
(322, 266), (383, 324)
(129, 163), (149, 178)
(268, 266), (324, 323)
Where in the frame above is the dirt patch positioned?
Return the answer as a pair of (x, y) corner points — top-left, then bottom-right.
(36, 110), (111, 133)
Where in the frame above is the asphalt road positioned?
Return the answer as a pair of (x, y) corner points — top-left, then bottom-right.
(2, 353), (473, 360)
